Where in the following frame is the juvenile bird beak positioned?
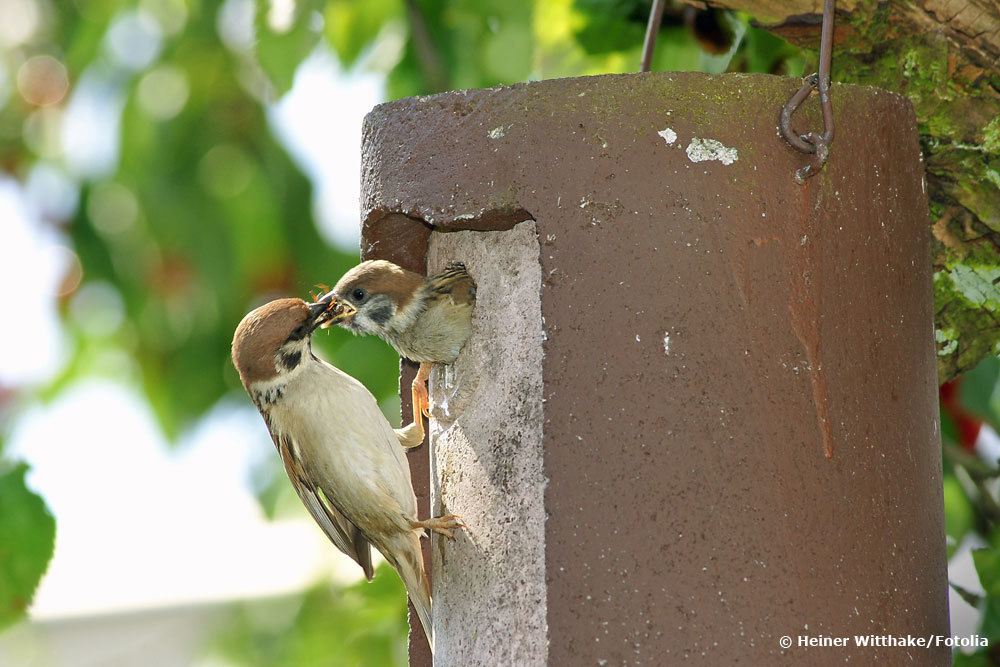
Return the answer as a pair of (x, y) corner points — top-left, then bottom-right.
(318, 296), (357, 329)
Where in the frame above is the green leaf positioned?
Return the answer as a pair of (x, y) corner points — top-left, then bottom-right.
(649, 25), (704, 73)
(961, 355), (1000, 427)
(980, 592), (1000, 643)
(973, 547), (1000, 596)
(951, 580), (984, 608)
(324, 0), (402, 67)
(255, 0), (326, 95)
(944, 474), (975, 557)
(482, 21), (533, 82)
(572, 0), (647, 55)
(0, 462), (56, 630)
(739, 24), (806, 76)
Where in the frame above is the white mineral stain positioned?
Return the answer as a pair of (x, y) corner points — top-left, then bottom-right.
(685, 137), (738, 165)
(657, 127), (677, 145)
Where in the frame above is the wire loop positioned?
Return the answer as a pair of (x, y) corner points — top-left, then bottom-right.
(778, 0), (836, 182)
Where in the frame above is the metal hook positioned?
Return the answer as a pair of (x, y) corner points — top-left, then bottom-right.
(779, 0), (836, 183)
(641, 0), (835, 182)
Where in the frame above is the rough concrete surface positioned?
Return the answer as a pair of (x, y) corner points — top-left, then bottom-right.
(424, 222), (548, 666)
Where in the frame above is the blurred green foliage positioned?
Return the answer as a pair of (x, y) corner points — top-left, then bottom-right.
(211, 565), (408, 667)
(0, 463), (54, 632)
(944, 358), (1000, 663)
(2, 0), (989, 664)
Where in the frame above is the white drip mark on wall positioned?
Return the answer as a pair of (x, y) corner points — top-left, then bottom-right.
(657, 127), (677, 145)
(685, 137), (738, 165)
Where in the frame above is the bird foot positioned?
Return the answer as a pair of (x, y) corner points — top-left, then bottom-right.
(412, 370), (433, 420)
(412, 514), (465, 540)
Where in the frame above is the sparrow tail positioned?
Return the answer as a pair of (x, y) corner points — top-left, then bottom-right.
(392, 533), (434, 652)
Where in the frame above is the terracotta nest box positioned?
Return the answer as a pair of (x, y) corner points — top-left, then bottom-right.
(360, 73), (947, 666)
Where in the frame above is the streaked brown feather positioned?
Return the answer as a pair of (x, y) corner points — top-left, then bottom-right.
(427, 261), (476, 306)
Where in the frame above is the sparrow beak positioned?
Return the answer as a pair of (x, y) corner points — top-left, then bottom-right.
(318, 296), (357, 329)
(306, 300), (333, 332)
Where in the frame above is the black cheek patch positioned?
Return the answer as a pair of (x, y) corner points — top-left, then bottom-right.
(368, 304), (393, 325)
(280, 351), (302, 370)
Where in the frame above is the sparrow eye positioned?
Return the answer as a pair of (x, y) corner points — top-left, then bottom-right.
(351, 288), (367, 302)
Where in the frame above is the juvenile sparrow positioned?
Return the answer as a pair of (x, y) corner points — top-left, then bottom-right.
(319, 260), (476, 441)
(231, 297), (463, 649)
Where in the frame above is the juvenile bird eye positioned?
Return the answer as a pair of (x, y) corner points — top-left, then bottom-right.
(352, 288), (366, 302)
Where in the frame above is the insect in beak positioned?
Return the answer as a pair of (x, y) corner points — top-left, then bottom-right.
(319, 297), (357, 329)
(306, 300), (335, 332)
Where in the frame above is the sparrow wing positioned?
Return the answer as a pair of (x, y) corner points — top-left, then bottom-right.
(427, 261), (476, 306)
(271, 428), (374, 580)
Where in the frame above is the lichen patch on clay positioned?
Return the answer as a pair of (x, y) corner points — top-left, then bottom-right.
(685, 137), (738, 165)
(658, 127), (677, 145)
